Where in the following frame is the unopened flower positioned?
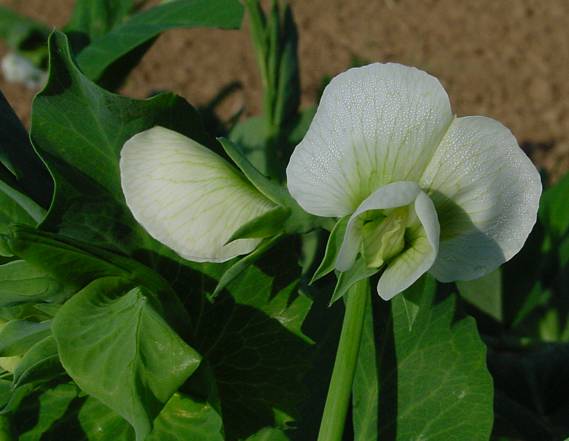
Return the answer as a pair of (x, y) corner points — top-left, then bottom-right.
(286, 63), (541, 300)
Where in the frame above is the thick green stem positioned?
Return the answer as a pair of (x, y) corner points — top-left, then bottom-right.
(318, 278), (369, 441)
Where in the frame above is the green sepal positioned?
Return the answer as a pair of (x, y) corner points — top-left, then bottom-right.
(330, 258), (379, 306)
(218, 136), (288, 205)
(219, 136), (326, 235)
(310, 216), (349, 284)
(211, 234), (284, 299)
(399, 274), (428, 331)
(227, 206), (290, 243)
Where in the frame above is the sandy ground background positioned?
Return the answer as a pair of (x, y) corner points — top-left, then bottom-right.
(0, 0), (568, 181)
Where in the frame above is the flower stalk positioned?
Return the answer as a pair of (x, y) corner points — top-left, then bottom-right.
(318, 278), (369, 441)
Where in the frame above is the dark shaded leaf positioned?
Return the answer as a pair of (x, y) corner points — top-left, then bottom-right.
(12, 383), (77, 441)
(189, 249), (313, 439)
(0, 91), (51, 208)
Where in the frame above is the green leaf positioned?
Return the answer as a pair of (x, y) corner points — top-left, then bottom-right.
(539, 171), (569, 238)
(229, 115), (271, 176)
(67, 0), (135, 39)
(228, 107), (314, 179)
(12, 335), (62, 388)
(352, 291), (376, 441)
(311, 216), (349, 284)
(0, 180), (45, 256)
(227, 206), (290, 242)
(31, 32), (214, 260)
(353, 276), (494, 440)
(12, 383), (77, 441)
(288, 106), (315, 146)
(218, 136), (288, 205)
(189, 254), (314, 439)
(0, 91), (51, 208)
(7, 226), (191, 338)
(75, 0), (244, 81)
(0, 181), (44, 229)
(244, 1), (268, 88)
(147, 393), (224, 441)
(330, 258), (379, 305)
(398, 275), (426, 331)
(457, 269), (503, 322)
(0, 320), (50, 357)
(78, 397), (135, 441)
(0, 382), (33, 414)
(76, 393), (224, 441)
(490, 343), (569, 440)
(0, 6), (49, 52)
(52, 277), (201, 441)
(0, 260), (70, 307)
(272, 3), (300, 131)
(245, 427), (290, 441)
(212, 234), (284, 298)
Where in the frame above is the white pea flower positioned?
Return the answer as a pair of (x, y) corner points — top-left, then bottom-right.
(1, 52), (46, 90)
(120, 127), (276, 262)
(286, 63), (541, 300)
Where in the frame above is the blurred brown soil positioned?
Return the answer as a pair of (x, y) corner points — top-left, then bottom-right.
(1, 0), (568, 181)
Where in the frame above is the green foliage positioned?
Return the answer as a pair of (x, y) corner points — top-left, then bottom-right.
(66, 0), (136, 39)
(0, 320), (50, 357)
(0, 1), (568, 440)
(353, 276), (494, 441)
(457, 269), (503, 322)
(0, 0), (243, 90)
(188, 247), (314, 439)
(12, 383), (77, 440)
(75, 0), (244, 86)
(32, 32), (212, 259)
(0, 7), (49, 64)
(52, 277), (201, 440)
(331, 258), (379, 305)
(540, 172), (569, 239)
(311, 216), (349, 284)
(0, 91), (51, 210)
(246, 427), (290, 440)
(239, 0), (301, 180)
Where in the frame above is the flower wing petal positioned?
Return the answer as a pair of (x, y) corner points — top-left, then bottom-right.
(120, 127), (274, 263)
(335, 181), (421, 271)
(420, 116), (542, 282)
(377, 191), (439, 300)
(286, 62), (453, 217)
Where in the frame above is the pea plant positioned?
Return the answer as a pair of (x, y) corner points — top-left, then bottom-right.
(0, 1), (568, 441)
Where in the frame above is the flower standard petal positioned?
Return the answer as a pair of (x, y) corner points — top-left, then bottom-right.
(286, 62), (453, 218)
(377, 191), (439, 300)
(120, 126), (275, 263)
(420, 116), (542, 282)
